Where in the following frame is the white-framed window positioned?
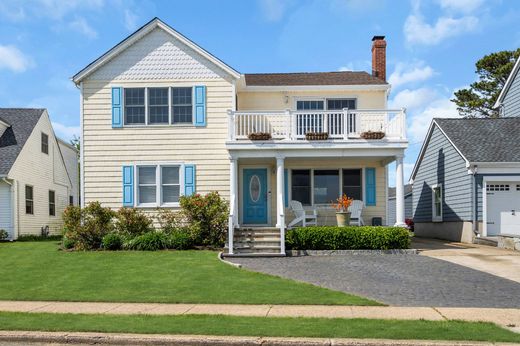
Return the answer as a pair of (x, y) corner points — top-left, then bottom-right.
(25, 185), (34, 215)
(123, 87), (193, 126)
(432, 184), (442, 222)
(137, 164), (182, 207)
(41, 132), (49, 154)
(49, 190), (56, 216)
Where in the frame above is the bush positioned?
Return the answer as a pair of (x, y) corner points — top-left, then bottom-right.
(157, 209), (184, 234)
(17, 234), (62, 242)
(179, 192), (228, 247)
(286, 226), (411, 250)
(167, 231), (193, 250)
(63, 202), (115, 250)
(114, 207), (153, 237)
(124, 231), (168, 251)
(62, 236), (75, 249)
(0, 229), (8, 241)
(102, 233), (123, 250)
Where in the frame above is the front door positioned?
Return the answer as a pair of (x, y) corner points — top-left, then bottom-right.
(243, 168), (268, 224)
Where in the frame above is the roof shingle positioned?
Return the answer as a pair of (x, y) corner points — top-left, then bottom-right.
(244, 71), (387, 86)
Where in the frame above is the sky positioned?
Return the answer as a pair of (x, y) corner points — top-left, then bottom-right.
(0, 0), (519, 183)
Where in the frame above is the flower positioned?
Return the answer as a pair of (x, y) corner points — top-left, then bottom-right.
(331, 194), (353, 212)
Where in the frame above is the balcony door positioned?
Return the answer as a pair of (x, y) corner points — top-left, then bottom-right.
(295, 98), (356, 136)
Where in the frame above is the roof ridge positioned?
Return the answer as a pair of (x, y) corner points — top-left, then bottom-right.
(244, 71), (370, 75)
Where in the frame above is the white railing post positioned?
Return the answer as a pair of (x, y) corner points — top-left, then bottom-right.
(276, 156), (285, 254)
(228, 157), (238, 254)
(287, 109), (295, 140)
(323, 111), (328, 134)
(343, 108), (349, 140)
(401, 108), (407, 140)
(227, 110), (235, 141)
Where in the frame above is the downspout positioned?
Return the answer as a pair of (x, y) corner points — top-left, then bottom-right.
(471, 165), (479, 236)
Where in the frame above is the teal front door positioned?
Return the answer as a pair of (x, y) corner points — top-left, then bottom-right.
(243, 168), (268, 224)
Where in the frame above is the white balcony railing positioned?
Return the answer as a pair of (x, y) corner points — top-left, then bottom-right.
(227, 108), (406, 141)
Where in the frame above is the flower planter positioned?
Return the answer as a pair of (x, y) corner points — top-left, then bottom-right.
(248, 132), (272, 141)
(305, 132), (329, 141)
(360, 131), (385, 140)
(335, 211), (351, 227)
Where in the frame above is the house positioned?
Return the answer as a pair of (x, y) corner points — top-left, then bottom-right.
(72, 18), (408, 255)
(410, 117), (520, 243)
(494, 54), (520, 116)
(0, 108), (79, 240)
(387, 184), (412, 226)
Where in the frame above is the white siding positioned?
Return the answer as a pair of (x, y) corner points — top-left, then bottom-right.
(0, 181), (13, 239)
(58, 140), (79, 206)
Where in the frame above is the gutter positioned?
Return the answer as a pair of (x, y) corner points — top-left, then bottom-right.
(468, 165), (479, 237)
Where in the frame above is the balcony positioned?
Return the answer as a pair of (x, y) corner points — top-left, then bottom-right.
(227, 108), (407, 142)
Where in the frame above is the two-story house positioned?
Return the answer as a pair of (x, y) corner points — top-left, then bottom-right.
(0, 108), (79, 240)
(73, 18), (408, 255)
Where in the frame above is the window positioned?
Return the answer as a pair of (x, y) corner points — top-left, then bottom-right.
(313, 170), (340, 204)
(296, 100), (324, 110)
(291, 170), (311, 206)
(137, 165), (181, 206)
(343, 169), (362, 200)
(172, 87), (193, 124)
(148, 88), (169, 124)
(124, 88), (145, 125)
(25, 185), (33, 215)
(486, 184), (510, 192)
(41, 133), (49, 154)
(69, 195), (74, 206)
(326, 99), (356, 110)
(432, 184), (442, 222)
(49, 190), (56, 216)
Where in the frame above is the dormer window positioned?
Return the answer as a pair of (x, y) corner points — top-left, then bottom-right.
(41, 132), (49, 154)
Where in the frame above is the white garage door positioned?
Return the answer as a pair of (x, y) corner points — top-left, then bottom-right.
(0, 182), (13, 239)
(486, 182), (520, 236)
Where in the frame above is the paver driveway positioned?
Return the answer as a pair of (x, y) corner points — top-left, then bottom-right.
(229, 239), (520, 307)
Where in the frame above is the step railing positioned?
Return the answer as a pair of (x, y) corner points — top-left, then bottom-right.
(228, 108), (406, 141)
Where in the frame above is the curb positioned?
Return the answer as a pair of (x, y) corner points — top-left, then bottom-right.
(218, 252), (242, 268)
(0, 331), (508, 346)
(286, 249), (418, 256)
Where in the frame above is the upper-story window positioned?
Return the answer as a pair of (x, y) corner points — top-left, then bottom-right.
(327, 99), (356, 110)
(123, 87), (193, 125)
(296, 100), (324, 110)
(296, 98), (357, 111)
(41, 132), (49, 154)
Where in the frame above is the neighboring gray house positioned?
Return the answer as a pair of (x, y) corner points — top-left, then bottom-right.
(410, 118), (520, 243)
(495, 55), (520, 116)
(0, 109), (79, 240)
(388, 184), (412, 226)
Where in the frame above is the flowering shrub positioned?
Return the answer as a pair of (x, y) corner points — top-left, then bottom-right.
(331, 194), (353, 212)
(405, 218), (415, 232)
(114, 207), (153, 237)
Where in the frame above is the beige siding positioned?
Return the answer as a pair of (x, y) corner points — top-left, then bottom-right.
(58, 141), (79, 206)
(8, 112), (72, 236)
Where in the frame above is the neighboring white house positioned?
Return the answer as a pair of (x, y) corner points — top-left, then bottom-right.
(72, 17), (408, 256)
(0, 108), (79, 239)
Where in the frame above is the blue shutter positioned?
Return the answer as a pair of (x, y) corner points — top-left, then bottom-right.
(184, 164), (196, 196)
(284, 169), (289, 208)
(365, 168), (376, 206)
(122, 165), (134, 206)
(193, 85), (206, 127)
(112, 87), (123, 128)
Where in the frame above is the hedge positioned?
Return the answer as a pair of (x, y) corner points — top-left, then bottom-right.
(286, 226), (411, 250)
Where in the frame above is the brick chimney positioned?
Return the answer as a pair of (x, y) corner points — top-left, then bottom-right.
(371, 36), (386, 81)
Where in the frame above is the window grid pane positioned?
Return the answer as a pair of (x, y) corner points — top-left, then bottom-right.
(172, 87), (192, 124)
(41, 133), (49, 154)
(161, 166), (180, 204)
(342, 169), (362, 200)
(124, 88), (145, 124)
(49, 190), (55, 216)
(138, 166), (157, 205)
(326, 99), (356, 110)
(25, 186), (33, 214)
(313, 170), (340, 204)
(148, 88), (169, 124)
(291, 170), (311, 206)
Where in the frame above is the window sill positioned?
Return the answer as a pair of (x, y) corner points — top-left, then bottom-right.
(120, 124), (196, 128)
(136, 203), (180, 209)
(432, 218), (443, 223)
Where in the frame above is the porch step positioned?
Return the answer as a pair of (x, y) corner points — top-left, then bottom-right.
(227, 227), (284, 257)
(474, 236), (498, 247)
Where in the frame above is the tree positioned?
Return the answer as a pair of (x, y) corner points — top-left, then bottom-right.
(70, 135), (80, 151)
(451, 48), (520, 118)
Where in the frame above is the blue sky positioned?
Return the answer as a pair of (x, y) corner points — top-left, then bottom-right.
(0, 0), (519, 182)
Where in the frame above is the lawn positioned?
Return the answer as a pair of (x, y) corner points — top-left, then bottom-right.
(0, 312), (519, 343)
(0, 241), (377, 305)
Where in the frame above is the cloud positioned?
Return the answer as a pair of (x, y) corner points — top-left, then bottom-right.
(0, 0), (104, 21)
(338, 64), (353, 72)
(408, 97), (459, 143)
(436, 0), (484, 14)
(389, 88), (439, 111)
(52, 122), (80, 141)
(388, 61), (434, 89)
(69, 17), (97, 39)
(0, 44), (33, 72)
(124, 9), (139, 31)
(404, 13), (478, 46)
(258, 0), (294, 21)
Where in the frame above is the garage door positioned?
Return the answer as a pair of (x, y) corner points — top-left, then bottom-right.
(486, 182), (520, 236)
(0, 182), (13, 239)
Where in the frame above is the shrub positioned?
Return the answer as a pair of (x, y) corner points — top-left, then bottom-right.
(63, 202), (115, 250)
(102, 233), (123, 250)
(0, 229), (8, 241)
(124, 231), (168, 251)
(157, 209), (184, 234)
(114, 207), (153, 237)
(17, 234), (62, 242)
(167, 231), (193, 250)
(62, 236), (75, 249)
(286, 226), (411, 250)
(179, 192), (228, 247)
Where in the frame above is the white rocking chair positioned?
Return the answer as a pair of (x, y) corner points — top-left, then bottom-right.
(348, 200), (365, 226)
(288, 200), (318, 228)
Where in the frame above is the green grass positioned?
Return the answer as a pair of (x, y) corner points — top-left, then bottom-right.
(0, 241), (377, 305)
(0, 312), (518, 343)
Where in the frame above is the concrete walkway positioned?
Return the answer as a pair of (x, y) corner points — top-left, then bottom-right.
(415, 238), (520, 284)
(0, 301), (519, 328)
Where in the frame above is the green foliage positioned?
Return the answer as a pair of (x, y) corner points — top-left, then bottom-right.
(167, 231), (193, 250)
(179, 192), (229, 247)
(16, 234), (62, 242)
(286, 226), (411, 250)
(0, 229), (8, 241)
(114, 207), (153, 237)
(63, 202), (115, 250)
(452, 48), (520, 118)
(102, 233), (123, 250)
(62, 236), (75, 250)
(123, 231), (169, 251)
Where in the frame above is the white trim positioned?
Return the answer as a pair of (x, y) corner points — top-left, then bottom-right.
(431, 183), (443, 222)
(0, 119), (11, 128)
(494, 56), (520, 109)
(134, 162), (185, 208)
(72, 18), (240, 83)
(227, 147), (407, 159)
(239, 165), (271, 226)
(80, 82), (85, 208)
(240, 85), (390, 92)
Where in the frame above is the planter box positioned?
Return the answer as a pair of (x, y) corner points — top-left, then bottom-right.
(248, 132), (272, 141)
(305, 132), (329, 140)
(360, 131), (385, 140)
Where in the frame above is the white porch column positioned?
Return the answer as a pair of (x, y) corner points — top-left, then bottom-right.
(395, 155), (406, 227)
(276, 156), (285, 254)
(228, 157), (238, 254)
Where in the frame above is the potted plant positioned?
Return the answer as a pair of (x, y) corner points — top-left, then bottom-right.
(248, 132), (272, 140)
(360, 131), (385, 140)
(305, 132), (329, 140)
(331, 194), (353, 227)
